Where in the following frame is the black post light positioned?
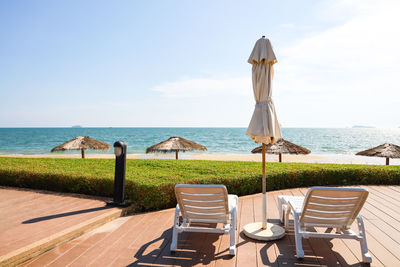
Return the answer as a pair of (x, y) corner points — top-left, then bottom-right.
(107, 141), (130, 207)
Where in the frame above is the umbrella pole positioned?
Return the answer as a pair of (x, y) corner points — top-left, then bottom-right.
(262, 143), (267, 229)
(81, 148), (85, 159)
(243, 142), (285, 240)
(386, 157), (389, 165)
(279, 153), (282, 162)
(176, 151), (178, 160)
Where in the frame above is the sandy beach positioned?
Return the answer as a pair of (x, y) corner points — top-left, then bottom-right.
(1, 153), (399, 165)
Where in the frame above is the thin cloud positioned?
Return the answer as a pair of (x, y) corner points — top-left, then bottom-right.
(273, 0), (400, 127)
(277, 0), (400, 98)
(280, 23), (297, 29)
(151, 76), (251, 98)
(149, 0), (400, 127)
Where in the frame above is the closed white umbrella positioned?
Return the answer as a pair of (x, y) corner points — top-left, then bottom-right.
(247, 37), (282, 143)
(243, 36), (285, 241)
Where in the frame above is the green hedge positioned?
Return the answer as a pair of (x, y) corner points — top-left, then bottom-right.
(0, 157), (399, 211)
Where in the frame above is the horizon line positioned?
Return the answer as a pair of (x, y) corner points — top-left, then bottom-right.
(0, 126), (399, 129)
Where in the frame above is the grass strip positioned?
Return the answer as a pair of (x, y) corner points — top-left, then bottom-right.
(1, 157), (399, 211)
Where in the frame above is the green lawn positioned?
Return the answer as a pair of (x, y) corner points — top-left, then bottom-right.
(1, 157), (399, 211)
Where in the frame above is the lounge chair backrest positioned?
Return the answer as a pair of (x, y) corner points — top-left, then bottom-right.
(300, 187), (369, 229)
(175, 184), (230, 224)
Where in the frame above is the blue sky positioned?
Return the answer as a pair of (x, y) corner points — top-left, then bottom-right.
(1, 0), (399, 128)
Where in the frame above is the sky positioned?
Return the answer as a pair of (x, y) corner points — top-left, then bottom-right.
(0, 0), (399, 128)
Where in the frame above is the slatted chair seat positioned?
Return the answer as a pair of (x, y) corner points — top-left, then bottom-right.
(278, 187), (372, 263)
(170, 184), (238, 255)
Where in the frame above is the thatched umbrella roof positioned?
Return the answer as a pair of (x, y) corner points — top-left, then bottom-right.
(51, 136), (110, 158)
(356, 143), (400, 165)
(252, 138), (311, 155)
(251, 139), (310, 162)
(146, 136), (207, 159)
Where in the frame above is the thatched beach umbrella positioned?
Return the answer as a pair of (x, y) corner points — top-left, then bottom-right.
(243, 36), (285, 241)
(356, 143), (400, 165)
(51, 136), (110, 158)
(252, 138), (311, 162)
(146, 136), (207, 159)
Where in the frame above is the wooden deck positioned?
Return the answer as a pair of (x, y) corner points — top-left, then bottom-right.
(0, 187), (126, 266)
(20, 186), (400, 267)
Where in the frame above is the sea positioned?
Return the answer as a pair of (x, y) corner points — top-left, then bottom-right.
(0, 127), (399, 156)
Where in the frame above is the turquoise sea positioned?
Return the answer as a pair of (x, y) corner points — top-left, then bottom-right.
(0, 128), (399, 155)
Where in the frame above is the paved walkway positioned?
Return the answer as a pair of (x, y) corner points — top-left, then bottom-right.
(0, 187), (126, 266)
(18, 185), (400, 267)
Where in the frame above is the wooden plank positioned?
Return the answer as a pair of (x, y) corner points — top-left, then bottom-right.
(214, 199), (240, 267)
(20, 238), (82, 267)
(0, 189), (42, 207)
(86, 212), (163, 266)
(365, 198), (400, 223)
(359, 204), (400, 245)
(109, 210), (175, 266)
(346, 221), (397, 266)
(0, 193), (86, 228)
(368, 185), (400, 197)
(268, 191), (299, 262)
(360, 189), (400, 223)
(0, 194), (64, 232)
(2, 200), (107, 243)
(235, 197), (257, 267)
(44, 214), (147, 267)
(66, 215), (143, 266)
(253, 192), (279, 267)
(387, 185), (400, 194)
(362, 219), (400, 261)
(13, 186), (400, 267)
(19, 211), (128, 266)
(362, 199), (400, 229)
(0, 200), (107, 256)
(191, 232), (224, 267)
(151, 232), (177, 266)
(370, 185), (400, 197)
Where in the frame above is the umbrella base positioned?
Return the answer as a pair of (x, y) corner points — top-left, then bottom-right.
(243, 222), (285, 241)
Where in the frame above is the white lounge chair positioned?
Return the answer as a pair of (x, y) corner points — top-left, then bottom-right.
(278, 187), (372, 263)
(170, 184), (238, 255)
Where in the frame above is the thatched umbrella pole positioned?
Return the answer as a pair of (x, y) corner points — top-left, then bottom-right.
(278, 152), (282, 162)
(386, 157), (389, 165)
(176, 150), (178, 160)
(81, 148), (85, 159)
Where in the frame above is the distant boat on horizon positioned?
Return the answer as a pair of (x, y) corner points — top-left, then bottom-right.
(352, 125), (376, 128)
(71, 125), (82, 128)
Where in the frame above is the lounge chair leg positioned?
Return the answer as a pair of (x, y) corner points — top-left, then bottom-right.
(293, 213), (304, 259)
(170, 205), (180, 252)
(284, 205), (289, 230)
(234, 196), (238, 230)
(357, 215), (372, 263)
(229, 207), (237, 255)
(278, 196), (284, 223)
